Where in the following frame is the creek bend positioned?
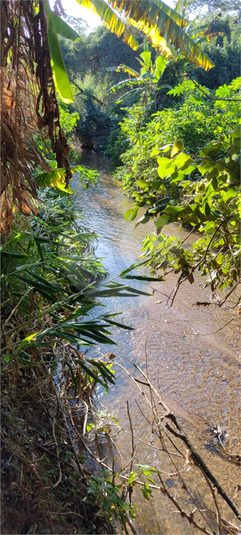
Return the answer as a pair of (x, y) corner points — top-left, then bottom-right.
(72, 150), (240, 534)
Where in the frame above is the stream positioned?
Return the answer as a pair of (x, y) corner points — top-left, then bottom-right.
(72, 150), (240, 534)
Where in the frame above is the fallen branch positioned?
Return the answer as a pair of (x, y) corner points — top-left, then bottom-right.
(165, 418), (240, 520)
(132, 363), (241, 522)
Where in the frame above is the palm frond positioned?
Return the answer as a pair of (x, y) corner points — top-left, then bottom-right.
(76, 0), (214, 70)
(117, 0), (214, 69)
(112, 0), (189, 29)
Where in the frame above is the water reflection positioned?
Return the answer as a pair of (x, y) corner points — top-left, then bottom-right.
(72, 150), (240, 534)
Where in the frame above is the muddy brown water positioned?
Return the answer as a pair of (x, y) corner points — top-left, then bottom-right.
(72, 150), (241, 534)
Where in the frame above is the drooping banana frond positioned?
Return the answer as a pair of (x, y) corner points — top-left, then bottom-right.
(107, 65), (141, 77)
(111, 0), (189, 29)
(106, 50), (168, 101)
(76, 0), (214, 70)
(106, 77), (145, 96)
(114, 0), (214, 69)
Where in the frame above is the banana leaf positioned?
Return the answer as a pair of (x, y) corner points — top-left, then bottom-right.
(44, 0), (74, 102)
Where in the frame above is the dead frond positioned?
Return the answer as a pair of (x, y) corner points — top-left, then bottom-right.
(1, 0), (71, 232)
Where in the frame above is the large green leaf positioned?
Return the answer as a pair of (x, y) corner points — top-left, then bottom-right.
(52, 13), (79, 41)
(140, 51), (152, 70)
(34, 166), (77, 193)
(35, 167), (66, 188)
(106, 51), (168, 99)
(44, 0), (74, 102)
(155, 54), (168, 78)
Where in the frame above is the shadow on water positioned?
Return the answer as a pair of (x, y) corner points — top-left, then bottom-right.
(71, 150), (241, 534)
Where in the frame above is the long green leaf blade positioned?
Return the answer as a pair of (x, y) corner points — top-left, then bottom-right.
(52, 13), (80, 40)
(44, 0), (74, 102)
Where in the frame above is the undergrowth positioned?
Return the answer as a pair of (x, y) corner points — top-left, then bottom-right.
(0, 186), (145, 534)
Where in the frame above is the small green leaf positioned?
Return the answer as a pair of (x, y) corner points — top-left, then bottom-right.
(229, 128), (241, 139)
(103, 499), (111, 511)
(204, 202), (211, 217)
(171, 140), (184, 157)
(198, 160), (214, 176)
(174, 153), (193, 170)
(124, 206), (138, 221)
(222, 188), (238, 202)
(136, 179), (149, 189)
(53, 183), (75, 195)
(140, 51), (151, 70)
(154, 215), (170, 229)
(200, 142), (221, 158)
(4, 351), (10, 363)
(128, 472), (138, 485)
(155, 54), (168, 79)
(135, 214), (150, 226)
(18, 332), (40, 349)
(123, 275), (164, 281)
(87, 423), (95, 432)
(165, 205), (185, 217)
(140, 482), (152, 500)
(151, 179), (162, 190)
(18, 357), (40, 367)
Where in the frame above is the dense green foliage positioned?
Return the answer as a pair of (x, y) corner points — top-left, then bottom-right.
(54, 8), (241, 305)
(190, 15), (241, 89)
(178, 0), (241, 17)
(58, 24), (141, 151)
(117, 76), (240, 182)
(57, 10), (241, 156)
(2, 2), (241, 532)
(142, 128), (240, 300)
(116, 75), (241, 302)
(1, 185), (149, 384)
(59, 23), (140, 96)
